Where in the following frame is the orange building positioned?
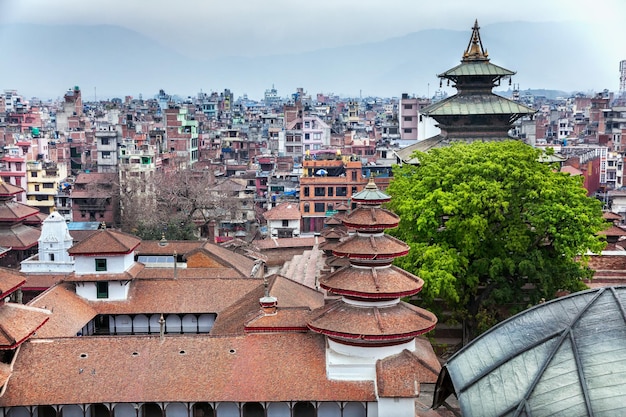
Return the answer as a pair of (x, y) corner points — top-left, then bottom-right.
(299, 152), (389, 233)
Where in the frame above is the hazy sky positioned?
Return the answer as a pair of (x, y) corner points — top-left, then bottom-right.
(2, 0), (625, 58)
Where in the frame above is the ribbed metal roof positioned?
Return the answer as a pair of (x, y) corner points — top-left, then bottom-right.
(434, 286), (626, 417)
(422, 94), (536, 116)
(439, 61), (515, 78)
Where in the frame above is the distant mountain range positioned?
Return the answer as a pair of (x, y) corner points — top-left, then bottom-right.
(0, 21), (619, 100)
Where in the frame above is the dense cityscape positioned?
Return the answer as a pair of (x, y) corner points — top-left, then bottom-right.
(1, 18), (626, 417)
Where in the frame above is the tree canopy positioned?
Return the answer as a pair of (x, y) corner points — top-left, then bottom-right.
(386, 140), (607, 341)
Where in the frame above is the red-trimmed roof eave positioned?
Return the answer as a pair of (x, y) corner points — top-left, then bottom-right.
(341, 222), (399, 230)
(68, 249), (136, 257)
(0, 316), (49, 350)
(331, 250), (409, 259)
(320, 283), (422, 299)
(0, 280), (26, 299)
(307, 323), (436, 342)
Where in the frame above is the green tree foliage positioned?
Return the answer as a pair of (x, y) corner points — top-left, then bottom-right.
(387, 141), (607, 341)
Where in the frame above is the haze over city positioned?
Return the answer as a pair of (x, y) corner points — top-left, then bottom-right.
(1, 0), (625, 99)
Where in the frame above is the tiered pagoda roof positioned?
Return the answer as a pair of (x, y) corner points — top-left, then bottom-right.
(307, 178), (437, 347)
(420, 20), (536, 143)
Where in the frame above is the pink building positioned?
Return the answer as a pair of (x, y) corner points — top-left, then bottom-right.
(0, 145), (27, 203)
(399, 93), (418, 140)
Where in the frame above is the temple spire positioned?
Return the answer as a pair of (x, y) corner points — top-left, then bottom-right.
(462, 19), (489, 62)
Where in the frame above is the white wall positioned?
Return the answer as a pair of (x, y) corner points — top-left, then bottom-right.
(377, 398), (415, 417)
(75, 281), (130, 301)
(74, 254), (135, 275)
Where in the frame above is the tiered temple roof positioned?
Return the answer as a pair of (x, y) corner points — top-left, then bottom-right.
(308, 178), (438, 346)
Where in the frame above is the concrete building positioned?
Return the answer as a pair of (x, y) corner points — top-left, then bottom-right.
(25, 160), (68, 215)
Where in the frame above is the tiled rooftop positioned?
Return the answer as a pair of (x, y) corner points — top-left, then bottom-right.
(0, 333), (375, 406)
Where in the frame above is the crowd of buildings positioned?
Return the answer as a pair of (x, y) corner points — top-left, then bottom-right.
(0, 20), (626, 416)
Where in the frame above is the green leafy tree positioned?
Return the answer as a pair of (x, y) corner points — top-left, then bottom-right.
(387, 141), (607, 342)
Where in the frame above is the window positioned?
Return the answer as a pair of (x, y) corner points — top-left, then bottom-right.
(314, 203), (325, 212)
(304, 133), (310, 140)
(101, 138), (109, 145)
(327, 203), (334, 211)
(404, 116), (412, 121)
(31, 171), (38, 178)
(95, 258), (107, 272)
(96, 282), (109, 299)
(328, 187), (334, 197)
(352, 171), (357, 181)
(282, 220), (289, 227)
(34, 185), (40, 191)
(404, 104), (413, 109)
(336, 187), (347, 196)
(304, 203), (310, 213)
(102, 151), (111, 159)
(43, 183), (54, 189)
(404, 128), (413, 133)
(49, 253), (55, 261)
(314, 187), (325, 197)
(303, 187), (310, 197)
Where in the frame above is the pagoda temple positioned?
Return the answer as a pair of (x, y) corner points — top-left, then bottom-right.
(308, 178), (440, 412)
(416, 20), (536, 149)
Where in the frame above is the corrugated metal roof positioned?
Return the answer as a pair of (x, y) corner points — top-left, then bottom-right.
(422, 94), (536, 116)
(439, 61), (515, 78)
(434, 286), (626, 416)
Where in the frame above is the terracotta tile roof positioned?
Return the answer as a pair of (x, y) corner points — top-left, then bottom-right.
(85, 277), (261, 315)
(199, 242), (256, 277)
(308, 299), (437, 344)
(0, 181), (24, 196)
(136, 240), (203, 255)
(68, 229), (141, 256)
(255, 237), (322, 250)
(64, 262), (144, 282)
(603, 212), (622, 221)
(0, 224), (40, 250)
(0, 333), (375, 405)
(21, 273), (66, 291)
(0, 303), (51, 349)
(332, 234), (409, 260)
(0, 362), (10, 387)
(263, 202), (301, 221)
(74, 172), (117, 185)
(0, 267), (26, 298)
(376, 344), (441, 397)
(598, 225), (626, 236)
(211, 275), (324, 336)
(320, 227), (346, 239)
(28, 283), (97, 338)
(0, 201), (40, 222)
(320, 265), (424, 298)
(342, 207), (399, 230)
(245, 308), (312, 333)
(68, 229), (100, 243)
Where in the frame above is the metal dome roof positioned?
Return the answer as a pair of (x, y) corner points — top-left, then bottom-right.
(434, 286), (626, 417)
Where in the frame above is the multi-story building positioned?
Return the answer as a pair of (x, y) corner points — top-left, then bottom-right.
(95, 126), (121, 173)
(70, 172), (119, 225)
(164, 106), (199, 168)
(302, 115), (331, 153)
(0, 144), (27, 202)
(399, 93), (418, 141)
(299, 152), (388, 233)
(25, 160), (68, 215)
